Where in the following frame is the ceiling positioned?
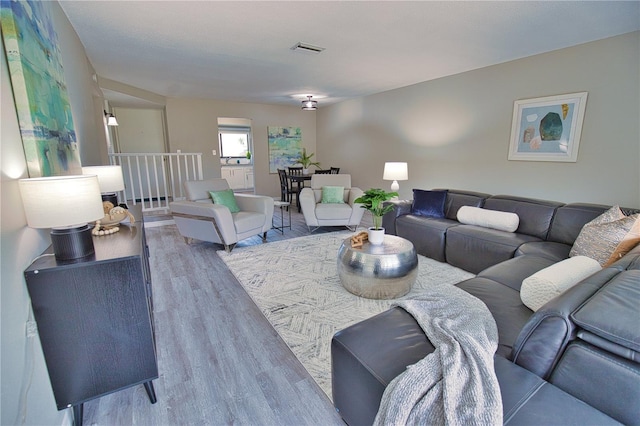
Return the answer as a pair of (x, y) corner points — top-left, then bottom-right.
(59, 1), (640, 109)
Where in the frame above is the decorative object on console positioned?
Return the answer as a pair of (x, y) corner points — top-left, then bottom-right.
(82, 165), (125, 206)
(411, 189), (448, 218)
(354, 188), (398, 245)
(520, 255), (601, 311)
(508, 92), (588, 162)
(19, 175), (104, 260)
(91, 201), (135, 236)
(570, 205), (640, 267)
(383, 162), (408, 192)
(457, 205), (520, 233)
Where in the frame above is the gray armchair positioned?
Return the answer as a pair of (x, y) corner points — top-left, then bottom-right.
(299, 174), (364, 232)
(169, 179), (274, 252)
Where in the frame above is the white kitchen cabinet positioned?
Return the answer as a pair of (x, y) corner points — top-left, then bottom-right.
(221, 166), (254, 190)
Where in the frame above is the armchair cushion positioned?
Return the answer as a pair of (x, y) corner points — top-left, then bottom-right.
(209, 189), (240, 213)
(321, 186), (345, 204)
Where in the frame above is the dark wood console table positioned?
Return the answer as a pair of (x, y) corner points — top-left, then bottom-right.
(24, 205), (158, 426)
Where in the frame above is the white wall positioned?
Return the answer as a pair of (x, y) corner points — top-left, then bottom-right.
(317, 32), (640, 207)
(1, 3), (106, 424)
(166, 98), (317, 197)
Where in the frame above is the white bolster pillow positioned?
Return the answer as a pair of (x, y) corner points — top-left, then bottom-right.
(457, 206), (520, 232)
(520, 256), (601, 312)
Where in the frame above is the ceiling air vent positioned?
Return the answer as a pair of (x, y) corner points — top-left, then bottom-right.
(291, 42), (325, 54)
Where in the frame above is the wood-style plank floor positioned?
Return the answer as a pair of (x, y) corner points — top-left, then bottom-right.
(82, 206), (372, 425)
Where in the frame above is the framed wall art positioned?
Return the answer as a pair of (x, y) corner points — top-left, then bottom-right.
(508, 92), (588, 162)
(1, 1), (81, 177)
(267, 126), (302, 173)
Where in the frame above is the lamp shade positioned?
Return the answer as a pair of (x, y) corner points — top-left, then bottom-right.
(19, 175), (104, 229)
(82, 165), (125, 193)
(383, 162), (408, 181)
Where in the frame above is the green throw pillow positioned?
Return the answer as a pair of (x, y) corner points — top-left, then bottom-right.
(321, 186), (345, 204)
(209, 189), (240, 213)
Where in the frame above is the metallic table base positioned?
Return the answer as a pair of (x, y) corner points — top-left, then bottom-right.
(337, 235), (418, 299)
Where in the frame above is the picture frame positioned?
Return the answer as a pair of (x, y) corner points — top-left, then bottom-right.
(1, 1), (81, 177)
(508, 92), (588, 162)
(267, 126), (302, 173)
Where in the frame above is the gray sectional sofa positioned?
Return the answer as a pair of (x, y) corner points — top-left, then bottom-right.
(331, 189), (640, 425)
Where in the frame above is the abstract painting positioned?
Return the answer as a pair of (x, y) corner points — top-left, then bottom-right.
(508, 92), (588, 162)
(268, 126), (302, 173)
(1, 0), (81, 177)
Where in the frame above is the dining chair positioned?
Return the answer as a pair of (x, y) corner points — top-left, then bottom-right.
(315, 169), (332, 174)
(288, 166), (303, 175)
(277, 169), (296, 206)
(330, 167), (340, 174)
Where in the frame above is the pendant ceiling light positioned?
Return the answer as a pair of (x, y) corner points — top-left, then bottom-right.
(302, 96), (317, 111)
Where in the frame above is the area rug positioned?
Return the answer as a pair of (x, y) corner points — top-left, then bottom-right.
(217, 231), (474, 400)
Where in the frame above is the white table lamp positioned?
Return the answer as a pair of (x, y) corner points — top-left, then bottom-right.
(19, 175), (104, 260)
(82, 165), (125, 206)
(383, 162), (408, 192)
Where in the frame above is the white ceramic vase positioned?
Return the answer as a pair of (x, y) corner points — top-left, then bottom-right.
(368, 227), (385, 245)
(303, 168), (309, 175)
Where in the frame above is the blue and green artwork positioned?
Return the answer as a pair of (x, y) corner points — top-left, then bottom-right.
(1, 0), (81, 177)
(268, 126), (302, 173)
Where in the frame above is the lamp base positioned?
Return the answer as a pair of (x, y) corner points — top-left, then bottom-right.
(390, 180), (400, 191)
(51, 225), (95, 261)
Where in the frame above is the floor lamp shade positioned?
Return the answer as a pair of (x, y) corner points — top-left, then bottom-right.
(82, 165), (125, 205)
(383, 162), (408, 191)
(19, 175), (105, 260)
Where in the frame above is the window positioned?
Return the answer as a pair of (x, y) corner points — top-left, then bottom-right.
(219, 132), (249, 158)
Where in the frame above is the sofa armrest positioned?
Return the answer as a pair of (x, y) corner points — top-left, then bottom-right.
(382, 199), (412, 235)
(170, 200), (237, 243)
(348, 187), (365, 226)
(299, 187), (318, 226)
(235, 194), (274, 214)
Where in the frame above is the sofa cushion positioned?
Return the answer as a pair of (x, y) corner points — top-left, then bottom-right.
(315, 203), (353, 220)
(411, 189), (447, 218)
(483, 195), (562, 239)
(395, 215), (459, 262)
(570, 206), (640, 267)
(456, 277), (532, 356)
(232, 211), (266, 233)
(209, 189), (240, 213)
(515, 241), (571, 262)
(520, 256), (601, 312)
(478, 255), (558, 292)
(435, 189), (491, 220)
(446, 225), (541, 273)
(547, 203), (610, 245)
(457, 206), (519, 232)
(321, 186), (345, 204)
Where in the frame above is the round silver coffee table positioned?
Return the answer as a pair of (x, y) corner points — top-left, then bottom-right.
(337, 234), (418, 299)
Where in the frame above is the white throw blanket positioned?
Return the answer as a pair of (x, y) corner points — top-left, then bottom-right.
(374, 284), (502, 426)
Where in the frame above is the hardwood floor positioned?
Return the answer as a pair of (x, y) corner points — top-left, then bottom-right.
(82, 208), (372, 425)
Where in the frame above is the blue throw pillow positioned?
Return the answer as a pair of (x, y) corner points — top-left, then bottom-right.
(412, 189), (448, 218)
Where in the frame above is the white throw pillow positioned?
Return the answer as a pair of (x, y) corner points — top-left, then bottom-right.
(457, 206), (520, 233)
(520, 256), (601, 312)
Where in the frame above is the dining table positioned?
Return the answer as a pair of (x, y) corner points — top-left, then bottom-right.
(288, 173), (312, 212)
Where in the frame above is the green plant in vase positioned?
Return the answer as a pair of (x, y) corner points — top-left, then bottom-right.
(293, 148), (320, 173)
(354, 188), (398, 230)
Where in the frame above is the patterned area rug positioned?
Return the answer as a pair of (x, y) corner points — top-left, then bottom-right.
(217, 231), (474, 400)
